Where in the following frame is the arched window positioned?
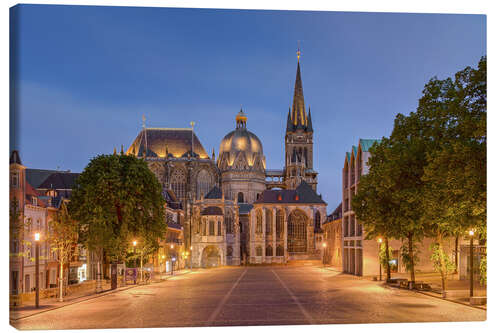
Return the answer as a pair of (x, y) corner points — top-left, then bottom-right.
(209, 220), (215, 236)
(217, 221), (221, 236)
(266, 209), (272, 235)
(256, 246), (262, 257)
(227, 246), (233, 257)
(314, 211), (321, 230)
(202, 219), (207, 236)
(237, 192), (244, 203)
(276, 210), (284, 238)
(196, 169), (212, 199)
(266, 245), (273, 257)
(276, 245), (284, 256)
(256, 210), (263, 234)
(171, 168), (186, 202)
(287, 209), (308, 253)
(225, 210), (233, 234)
(197, 218), (202, 234)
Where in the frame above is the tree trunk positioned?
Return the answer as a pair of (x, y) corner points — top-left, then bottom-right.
(454, 235), (459, 274)
(436, 232), (447, 297)
(384, 237), (391, 281)
(408, 233), (416, 289)
(58, 251), (64, 302)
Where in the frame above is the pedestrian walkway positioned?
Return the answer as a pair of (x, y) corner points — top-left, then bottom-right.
(387, 271), (486, 310)
(10, 269), (193, 321)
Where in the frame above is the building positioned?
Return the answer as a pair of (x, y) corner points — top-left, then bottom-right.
(322, 203), (342, 269)
(342, 139), (456, 277)
(126, 50), (328, 267)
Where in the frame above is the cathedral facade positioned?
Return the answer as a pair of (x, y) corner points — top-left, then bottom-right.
(127, 52), (327, 267)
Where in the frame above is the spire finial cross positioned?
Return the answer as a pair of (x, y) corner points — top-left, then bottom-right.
(297, 40), (301, 61)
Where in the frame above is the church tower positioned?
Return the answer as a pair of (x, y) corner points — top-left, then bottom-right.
(284, 49), (318, 190)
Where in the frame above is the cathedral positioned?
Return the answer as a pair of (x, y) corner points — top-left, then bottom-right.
(126, 51), (327, 267)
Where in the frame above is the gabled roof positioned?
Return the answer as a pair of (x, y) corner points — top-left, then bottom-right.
(204, 186), (222, 199)
(352, 145), (358, 159)
(38, 172), (79, 190)
(254, 181), (325, 204)
(359, 139), (381, 152)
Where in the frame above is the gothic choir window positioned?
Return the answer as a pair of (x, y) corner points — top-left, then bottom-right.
(217, 221), (221, 236)
(266, 245), (273, 257)
(202, 219), (207, 236)
(276, 245), (284, 256)
(198, 219), (202, 234)
(196, 169), (212, 200)
(256, 246), (262, 257)
(287, 209), (308, 253)
(209, 219), (215, 236)
(171, 168), (186, 202)
(256, 210), (263, 234)
(266, 210), (272, 235)
(276, 210), (284, 238)
(237, 192), (244, 203)
(225, 210), (233, 234)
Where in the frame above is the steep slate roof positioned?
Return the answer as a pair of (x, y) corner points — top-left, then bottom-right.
(201, 206), (223, 216)
(10, 150), (22, 165)
(127, 128), (208, 159)
(38, 172), (79, 190)
(26, 169), (61, 188)
(359, 139), (381, 152)
(204, 186), (222, 199)
(254, 181), (325, 204)
(352, 145), (358, 159)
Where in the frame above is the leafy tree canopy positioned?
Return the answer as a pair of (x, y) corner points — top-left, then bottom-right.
(69, 153), (166, 262)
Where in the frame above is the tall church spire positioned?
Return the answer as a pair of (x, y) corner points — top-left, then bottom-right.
(291, 49), (307, 130)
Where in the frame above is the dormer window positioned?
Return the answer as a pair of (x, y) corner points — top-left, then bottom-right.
(32, 197), (37, 206)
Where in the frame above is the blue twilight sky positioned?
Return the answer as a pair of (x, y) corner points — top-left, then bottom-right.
(10, 4), (486, 211)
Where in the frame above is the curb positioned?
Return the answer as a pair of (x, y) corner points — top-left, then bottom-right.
(384, 283), (487, 311)
(10, 270), (194, 321)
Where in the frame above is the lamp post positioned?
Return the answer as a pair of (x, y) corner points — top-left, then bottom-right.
(322, 242), (327, 268)
(133, 240), (137, 283)
(170, 244), (175, 276)
(34, 232), (40, 308)
(190, 246), (193, 270)
(377, 237), (383, 282)
(469, 229), (474, 298)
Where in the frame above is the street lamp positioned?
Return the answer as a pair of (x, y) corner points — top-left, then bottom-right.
(34, 232), (40, 308)
(377, 237), (383, 282)
(469, 229), (475, 298)
(322, 242), (327, 268)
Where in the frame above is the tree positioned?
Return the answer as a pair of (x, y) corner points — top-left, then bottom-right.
(69, 153), (166, 290)
(353, 135), (427, 287)
(48, 200), (79, 302)
(417, 57), (486, 291)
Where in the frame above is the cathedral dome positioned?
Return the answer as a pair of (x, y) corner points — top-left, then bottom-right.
(218, 110), (265, 171)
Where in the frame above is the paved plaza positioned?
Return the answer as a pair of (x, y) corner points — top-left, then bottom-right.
(11, 266), (486, 330)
